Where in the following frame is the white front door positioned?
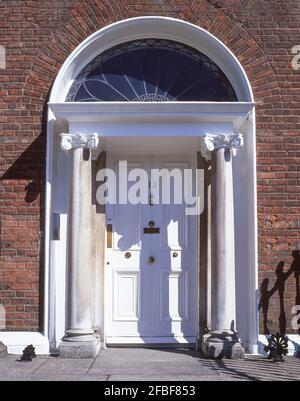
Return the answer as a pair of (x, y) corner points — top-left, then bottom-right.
(105, 154), (198, 344)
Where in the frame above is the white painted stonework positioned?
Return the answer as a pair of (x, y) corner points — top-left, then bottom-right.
(202, 133), (244, 158)
(0, 333), (49, 355)
(201, 133), (245, 358)
(4, 16), (299, 356)
(46, 16), (259, 355)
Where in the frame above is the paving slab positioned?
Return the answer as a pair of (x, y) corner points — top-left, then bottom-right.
(97, 348), (201, 361)
(34, 357), (94, 375)
(0, 374), (108, 382)
(0, 355), (48, 375)
(106, 374), (247, 381)
(200, 357), (300, 381)
(89, 348), (217, 377)
(0, 348), (298, 381)
(89, 361), (217, 376)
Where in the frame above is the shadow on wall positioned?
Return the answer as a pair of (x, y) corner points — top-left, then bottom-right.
(1, 135), (46, 201)
(0, 99), (48, 331)
(259, 250), (300, 335)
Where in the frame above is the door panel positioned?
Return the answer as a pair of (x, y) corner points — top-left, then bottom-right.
(106, 156), (152, 336)
(112, 161), (144, 251)
(113, 270), (140, 321)
(152, 156), (197, 338)
(160, 270), (189, 321)
(105, 154), (197, 342)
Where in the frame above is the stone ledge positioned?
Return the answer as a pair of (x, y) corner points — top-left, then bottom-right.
(0, 332), (49, 355)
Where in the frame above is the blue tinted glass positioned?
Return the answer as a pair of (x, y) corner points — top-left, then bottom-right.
(66, 39), (237, 102)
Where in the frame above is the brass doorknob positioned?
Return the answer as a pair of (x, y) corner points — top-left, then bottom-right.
(148, 256), (155, 264)
(173, 252), (178, 258)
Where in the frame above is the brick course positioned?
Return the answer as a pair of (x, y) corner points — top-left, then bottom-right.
(0, 0), (299, 334)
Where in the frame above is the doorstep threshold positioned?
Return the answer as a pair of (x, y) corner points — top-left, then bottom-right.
(105, 336), (197, 348)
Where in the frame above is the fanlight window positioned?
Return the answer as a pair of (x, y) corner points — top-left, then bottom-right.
(66, 39), (237, 102)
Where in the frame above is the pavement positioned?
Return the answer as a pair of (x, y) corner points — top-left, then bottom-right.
(0, 347), (299, 381)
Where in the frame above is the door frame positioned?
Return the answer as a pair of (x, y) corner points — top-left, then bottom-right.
(47, 100), (257, 352)
(43, 16), (258, 353)
(103, 151), (199, 345)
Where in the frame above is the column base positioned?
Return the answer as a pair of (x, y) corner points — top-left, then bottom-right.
(59, 334), (101, 359)
(201, 330), (245, 360)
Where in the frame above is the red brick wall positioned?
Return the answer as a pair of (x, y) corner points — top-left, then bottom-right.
(0, 0), (299, 334)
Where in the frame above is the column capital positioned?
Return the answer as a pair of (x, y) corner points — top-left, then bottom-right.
(60, 133), (100, 152)
(201, 133), (244, 160)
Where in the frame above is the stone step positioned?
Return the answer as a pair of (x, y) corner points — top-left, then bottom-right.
(0, 342), (7, 357)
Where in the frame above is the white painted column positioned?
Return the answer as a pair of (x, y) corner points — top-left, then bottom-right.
(59, 133), (100, 358)
(201, 133), (245, 359)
